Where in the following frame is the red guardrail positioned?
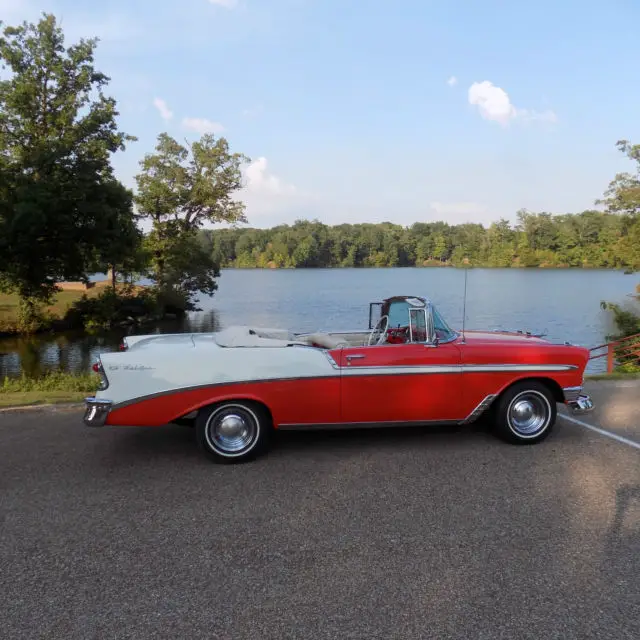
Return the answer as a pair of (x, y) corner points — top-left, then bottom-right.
(589, 332), (640, 373)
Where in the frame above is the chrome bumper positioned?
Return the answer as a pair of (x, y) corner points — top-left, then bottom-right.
(568, 394), (594, 415)
(563, 386), (594, 415)
(83, 397), (112, 427)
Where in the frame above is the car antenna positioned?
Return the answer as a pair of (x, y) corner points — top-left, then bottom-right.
(461, 267), (468, 344)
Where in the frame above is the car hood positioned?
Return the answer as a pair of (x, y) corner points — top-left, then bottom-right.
(457, 330), (550, 346)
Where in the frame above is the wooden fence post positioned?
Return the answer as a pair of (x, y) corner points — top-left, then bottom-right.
(607, 343), (615, 374)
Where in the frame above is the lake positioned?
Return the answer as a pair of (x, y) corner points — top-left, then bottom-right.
(0, 267), (638, 378)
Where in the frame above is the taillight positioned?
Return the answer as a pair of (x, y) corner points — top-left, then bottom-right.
(92, 359), (109, 390)
(118, 339), (127, 351)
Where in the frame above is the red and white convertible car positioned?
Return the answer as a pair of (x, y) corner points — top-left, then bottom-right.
(84, 294), (594, 463)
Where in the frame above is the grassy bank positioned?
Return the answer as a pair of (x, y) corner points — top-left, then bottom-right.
(0, 281), (152, 336)
(0, 289), (88, 333)
(0, 372), (99, 408)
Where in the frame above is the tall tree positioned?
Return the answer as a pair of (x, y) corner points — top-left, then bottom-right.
(134, 132), (248, 307)
(597, 140), (640, 215)
(0, 14), (136, 327)
(88, 180), (145, 287)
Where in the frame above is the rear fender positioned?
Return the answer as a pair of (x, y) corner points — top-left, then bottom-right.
(105, 387), (275, 427)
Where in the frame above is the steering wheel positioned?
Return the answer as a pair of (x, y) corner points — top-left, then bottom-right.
(368, 315), (389, 346)
(387, 325), (409, 344)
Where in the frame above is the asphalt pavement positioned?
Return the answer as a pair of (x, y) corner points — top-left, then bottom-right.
(1, 380), (639, 640)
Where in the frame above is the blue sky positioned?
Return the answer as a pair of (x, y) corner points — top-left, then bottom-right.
(2, 0), (640, 228)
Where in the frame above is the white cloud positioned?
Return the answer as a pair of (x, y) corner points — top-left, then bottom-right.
(468, 80), (557, 126)
(208, 0), (237, 7)
(153, 98), (173, 122)
(182, 117), (225, 134)
(447, 76), (458, 87)
(468, 81), (517, 125)
(244, 157), (295, 196)
(233, 156), (314, 226)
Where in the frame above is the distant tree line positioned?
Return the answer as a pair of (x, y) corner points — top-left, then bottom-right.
(200, 208), (640, 271)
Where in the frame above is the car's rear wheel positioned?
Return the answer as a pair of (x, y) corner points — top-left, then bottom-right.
(492, 380), (557, 445)
(196, 401), (271, 463)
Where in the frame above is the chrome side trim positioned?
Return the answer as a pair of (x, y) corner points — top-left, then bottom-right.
(323, 351), (339, 369)
(341, 365), (461, 376)
(460, 394), (497, 424)
(462, 364), (577, 372)
(341, 364), (577, 376)
(83, 397), (112, 427)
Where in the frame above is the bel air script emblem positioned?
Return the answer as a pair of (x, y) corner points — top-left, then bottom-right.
(108, 364), (154, 371)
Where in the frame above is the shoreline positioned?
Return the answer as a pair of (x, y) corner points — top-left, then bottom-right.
(219, 264), (635, 271)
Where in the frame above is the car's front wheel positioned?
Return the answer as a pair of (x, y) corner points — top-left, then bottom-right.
(492, 381), (557, 445)
(196, 401), (271, 463)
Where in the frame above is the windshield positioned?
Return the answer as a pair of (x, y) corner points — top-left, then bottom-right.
(387, 301), (411, 328)
(432, 305), (456, 341)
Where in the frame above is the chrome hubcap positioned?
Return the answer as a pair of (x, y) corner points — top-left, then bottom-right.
(508, 392), (549, 435)
(208, 409), (257, 453)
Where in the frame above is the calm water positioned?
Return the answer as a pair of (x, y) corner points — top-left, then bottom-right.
(1, 268), (638, 378)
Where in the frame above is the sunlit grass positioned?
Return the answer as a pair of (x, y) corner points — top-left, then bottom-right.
(0, 282), (145, 334)
(0, 391), (88, 408)
(1, 372), (99, 393)
(0, 372), (100, 408)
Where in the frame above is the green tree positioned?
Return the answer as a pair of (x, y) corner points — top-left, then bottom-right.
(486, 219), (516, 267)
(88, 180), (145, 287)
(134, 132), (248, 306)
(196, 197), (640, 273)
(597, 140), (640, 215)
(0, 14), (136, 328)
(432, 234), (448, 261)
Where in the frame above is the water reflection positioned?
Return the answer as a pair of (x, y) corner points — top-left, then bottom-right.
(0, 310), (221, 378)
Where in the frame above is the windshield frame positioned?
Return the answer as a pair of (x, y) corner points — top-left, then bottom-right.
(430, 303), (458, 344)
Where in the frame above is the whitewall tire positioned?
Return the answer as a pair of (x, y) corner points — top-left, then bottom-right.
(196, 401), (271, 463)
(493, 381), (557, 445)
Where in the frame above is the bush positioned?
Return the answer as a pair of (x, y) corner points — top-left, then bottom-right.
(600, 300), (640, 340)
(615, 361), (640, 374)
(600, 293), (640, 373)
(63, 286), (161, 332)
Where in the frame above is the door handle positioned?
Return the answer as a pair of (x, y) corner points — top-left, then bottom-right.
(346, 354), (366, 364)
